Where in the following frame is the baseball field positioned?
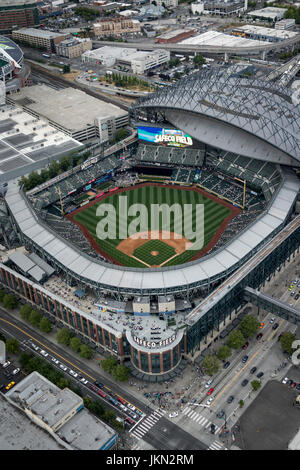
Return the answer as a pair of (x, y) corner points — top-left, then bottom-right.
(68, 183), (239, 268)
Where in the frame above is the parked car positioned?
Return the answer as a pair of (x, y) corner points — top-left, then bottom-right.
(69, 369), (78, 378)
(59, 364), (67, 371)
(12, 368), (20, 375)
(2, 361), (10, 368)
(242, 355), (249, 363)
(256, 333), (263, 340)
(250, 367), (257, 374)
(223, 361), (230, 369)
(291, 382), (297, 389)
(269, 317), (275, 324)
(80, 378), (88, 385)
(287, 379), (293, 386)
(272, 323), (279, 330)
(282, 377), (289, 384)
(242, 342), (249, 350)
(169, 411), (179, 418)
(207, 387), (215, 396)
(257, 372), (264, 379)
(295, 383), (300, 391)
(227, 395), (234, 404)
(125, 417), (134, 425)
(241, 379), (249, 387)
(206, 397), (214, 405)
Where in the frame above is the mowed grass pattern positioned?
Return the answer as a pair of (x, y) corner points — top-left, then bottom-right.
(133, 240), (176, 266)
(72, 185), (231, 268)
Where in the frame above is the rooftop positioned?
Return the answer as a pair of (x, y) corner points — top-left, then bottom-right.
(235, 25), (298, 39)
(57, 409), (118, 450)
(180, 30), (270, 47)
(11, 85), (128, 132)
(6, 372), (82, 430)
(156, 28), (195, 40)
(13, 28), (65, 39)
(0, 102), (81, 182)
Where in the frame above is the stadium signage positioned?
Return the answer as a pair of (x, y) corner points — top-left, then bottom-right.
(133, 334), (176, 349)
(138, 126), (193, 148)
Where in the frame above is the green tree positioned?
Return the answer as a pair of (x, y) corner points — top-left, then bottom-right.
(70, 336), (82, 353)
(6, 338), (19, 354)
(239, 399), (244, 408)
(202, 354), (220, 376)
(63, 64), (70, 74)
(2, 294), (18, 310)
(20, 304), (32, 321)
(39, 317), (52, 333)
(79, 344), (93, 359)
(57, 328), (72, 346)
(111, 364), (129, 382)
(217, 345), (231, 361)
(239, 315), (260, 339)
(227, 329), (245, 349)
(280, 332), (296, 355)
(101, 356), (118, 374)
(0, 289), (6, 302)
(251, 380), (261, 391)
(29, 310), (42, 327)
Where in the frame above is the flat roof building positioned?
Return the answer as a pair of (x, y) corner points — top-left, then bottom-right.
(56, 37), (92, 58)
(6, 371), (118, 450)
(155, 28), (196, 44)
(247, 7), (287, 21)
(232, 25), (298, 42)
(0, 101), (81, 183)
(82, 46), (170, 74)
(12, 28), (65, 53)
(11, 84), (128, 143)
(93, 17), (141, 38)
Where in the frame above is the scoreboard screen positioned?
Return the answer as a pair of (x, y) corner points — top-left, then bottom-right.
(138, 126), (193, 148)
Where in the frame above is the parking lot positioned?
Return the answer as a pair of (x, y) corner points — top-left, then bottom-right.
(234, 376), (300, 450)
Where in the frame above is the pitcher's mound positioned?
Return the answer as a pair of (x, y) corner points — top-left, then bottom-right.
(151, 251), (159, 256)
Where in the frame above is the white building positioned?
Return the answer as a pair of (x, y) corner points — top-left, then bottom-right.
(151, 0), (178, 7)
(275, 19), (296, 30)
(82, 46), (170, 74)
(247, 7), (287, 22)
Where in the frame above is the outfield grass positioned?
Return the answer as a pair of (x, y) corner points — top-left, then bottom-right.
(72, 185), (232, 267)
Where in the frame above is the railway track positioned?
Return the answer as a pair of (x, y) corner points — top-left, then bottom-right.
(28, 61), (131, 112)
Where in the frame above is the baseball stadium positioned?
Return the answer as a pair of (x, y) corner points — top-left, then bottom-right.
(2, 66), (300, 378)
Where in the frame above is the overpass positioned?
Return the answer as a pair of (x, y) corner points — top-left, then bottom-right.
(93, 34), (300, 60)
(244, 286), (300, 326)
(266, 53), (300, 84)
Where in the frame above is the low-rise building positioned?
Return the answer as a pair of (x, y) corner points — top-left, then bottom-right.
(191, 0), (246, 16)
(232, 24), (298, 42)
(275, 19), (296, 30)
(56, 37), (92, 58)
(11, 84), (128, 143)
(93, 16), (141, 37)
(247, 7), (287, 22)
(12, 27), (65, 53)
(6, 371), (119, 450)
(155, 28), (196, 44)
(82, 46), (170, 74)
(150, 0), (178, 7)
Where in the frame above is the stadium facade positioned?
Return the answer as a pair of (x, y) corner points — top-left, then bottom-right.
(0, 35), (32, 92)
(2, 68), (300, 378)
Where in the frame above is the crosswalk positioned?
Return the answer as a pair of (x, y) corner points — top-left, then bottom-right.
(182, 406), (222, 434)
(208, 441), (227, 451)
(130, 409), (166, 440)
